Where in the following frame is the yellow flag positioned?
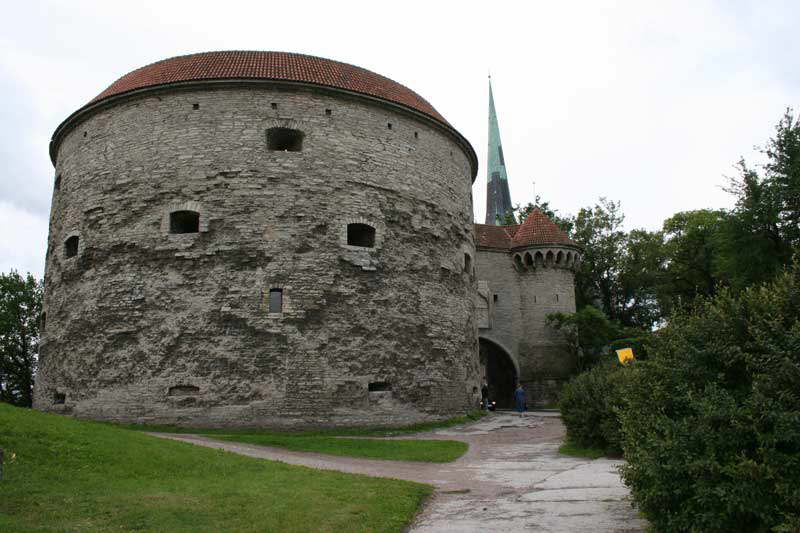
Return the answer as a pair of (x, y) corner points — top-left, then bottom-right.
(616, 347), (635, 365)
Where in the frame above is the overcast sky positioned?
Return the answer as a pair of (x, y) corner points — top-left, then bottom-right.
(2, 0), (799, 278)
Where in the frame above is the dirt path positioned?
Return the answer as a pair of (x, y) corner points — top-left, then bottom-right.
(150, 412), (646, 532)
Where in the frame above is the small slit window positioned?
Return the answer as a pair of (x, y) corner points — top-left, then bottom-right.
(268, 288), (283, 313)
(170, 211), (200, 234)
(168, 385), (199, 396)
(464, 253), (472, 274)
(368, 382), (391, 392)
(64, 236), (79, 257)
(267, 127), (303, 151)
(347, 223), (376, 248)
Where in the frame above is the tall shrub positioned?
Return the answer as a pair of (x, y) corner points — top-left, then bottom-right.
(619, 270), (800, 532)
(559, 360), (629, 454)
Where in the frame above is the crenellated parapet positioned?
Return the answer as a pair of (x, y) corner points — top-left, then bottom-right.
(511, 245), (582, 272)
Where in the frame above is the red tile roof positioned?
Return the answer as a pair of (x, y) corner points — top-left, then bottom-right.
(511, 209), (577, 247)
(474, 224), (519, 249)
(475, 209), (577, 249)
(90, 51), (448, 125)
(50, 51), (478, 175)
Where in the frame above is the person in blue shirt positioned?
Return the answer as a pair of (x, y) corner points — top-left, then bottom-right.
(514, 383), (527, 413)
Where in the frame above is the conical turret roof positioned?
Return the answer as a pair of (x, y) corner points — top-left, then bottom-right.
(473, 209), (578, 250)
(510, 209), (577, 248)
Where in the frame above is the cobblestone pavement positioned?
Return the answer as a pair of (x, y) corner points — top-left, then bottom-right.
(151, 412), (646, 532)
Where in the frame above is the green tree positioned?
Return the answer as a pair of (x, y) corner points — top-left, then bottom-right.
(570, 198), (627, 320)
(718, 109), (799, 289)
(659, 209), (727, 314)
(547, 305), (624, 371)
(0, 271), (42, 407)
(616, 228), (666, 329)
(763, 109), (800, 247)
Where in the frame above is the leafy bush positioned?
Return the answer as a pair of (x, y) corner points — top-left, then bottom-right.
(559, 360), (629, 455)
(548, 305), (640, 371)
(618, 270), (800, 532)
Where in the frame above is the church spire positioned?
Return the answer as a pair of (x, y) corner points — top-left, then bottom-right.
(485, 77), (513, 225)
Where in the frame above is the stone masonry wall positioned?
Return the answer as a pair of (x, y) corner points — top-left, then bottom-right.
(34, 85), (480, 427)
(516, 257), (577, 405)
(475, 248), (521, 364)
(475, 246), (577, 406)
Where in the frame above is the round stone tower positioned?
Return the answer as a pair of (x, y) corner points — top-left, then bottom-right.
(510, 210), (582, 403)
(34, 51), (480, 427)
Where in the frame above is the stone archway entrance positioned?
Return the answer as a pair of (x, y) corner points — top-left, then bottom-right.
(479, 338), (518, 409)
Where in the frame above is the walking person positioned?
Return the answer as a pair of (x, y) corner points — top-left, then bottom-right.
(514, 383), (527, 413)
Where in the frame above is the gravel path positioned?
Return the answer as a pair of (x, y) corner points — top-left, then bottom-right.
(150, 412), (646, 532)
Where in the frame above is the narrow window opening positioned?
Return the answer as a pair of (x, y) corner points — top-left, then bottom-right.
(534, 295), (538, 303)
(83, 131), (87, 138)
(525, 253), (534, 267)
(555, 294), (559, 302)
(368, 382), (391, 392)
(192, 103), (200, 110)
(41, 312), (46, 331)
(53, 392), (65, 405)
(271, 102), (278, 109)
(325, 109), (332, 116)
(414, 131), (419, 139)
(64, 236), (79, 258)
(169, 211), (200, 234)
(168, 385), (200, 396)
(266, 127), (304, 152)
(54, 174), (62, 191)
(387, 123), (392, 130)
(268, 288), (283, 313)
(493, 294), (498, 302)
(347, 223), (376, 248)
(464, 253), (472, 274)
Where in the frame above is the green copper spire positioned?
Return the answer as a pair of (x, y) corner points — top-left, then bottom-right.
(485, 77), (513, 225)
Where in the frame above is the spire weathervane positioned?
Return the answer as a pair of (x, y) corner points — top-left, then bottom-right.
(485, 78), (513, 225)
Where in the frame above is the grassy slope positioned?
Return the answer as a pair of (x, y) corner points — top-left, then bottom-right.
(215, 434), (467, 462)
(558, 441), (606, 459)
(0, 404), (432, 532)
(118, 411), (486, 462)
(117, 410), (487, 437)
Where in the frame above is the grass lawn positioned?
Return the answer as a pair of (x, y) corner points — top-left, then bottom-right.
(0, 403), (432, 532)
(119, 410), (486, 437)
(558, 440), (606, 459)
(214, 434), (466, 462)
(118, 411), (485, 462)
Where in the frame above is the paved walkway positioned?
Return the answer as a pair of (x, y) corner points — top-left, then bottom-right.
(151, 412), (646, 532)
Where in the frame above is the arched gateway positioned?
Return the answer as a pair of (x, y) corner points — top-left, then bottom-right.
(479, 337), (518, 409)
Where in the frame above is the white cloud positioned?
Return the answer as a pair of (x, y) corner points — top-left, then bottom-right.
(0, 202), (48, 278)
(0, 0), (799, 278)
